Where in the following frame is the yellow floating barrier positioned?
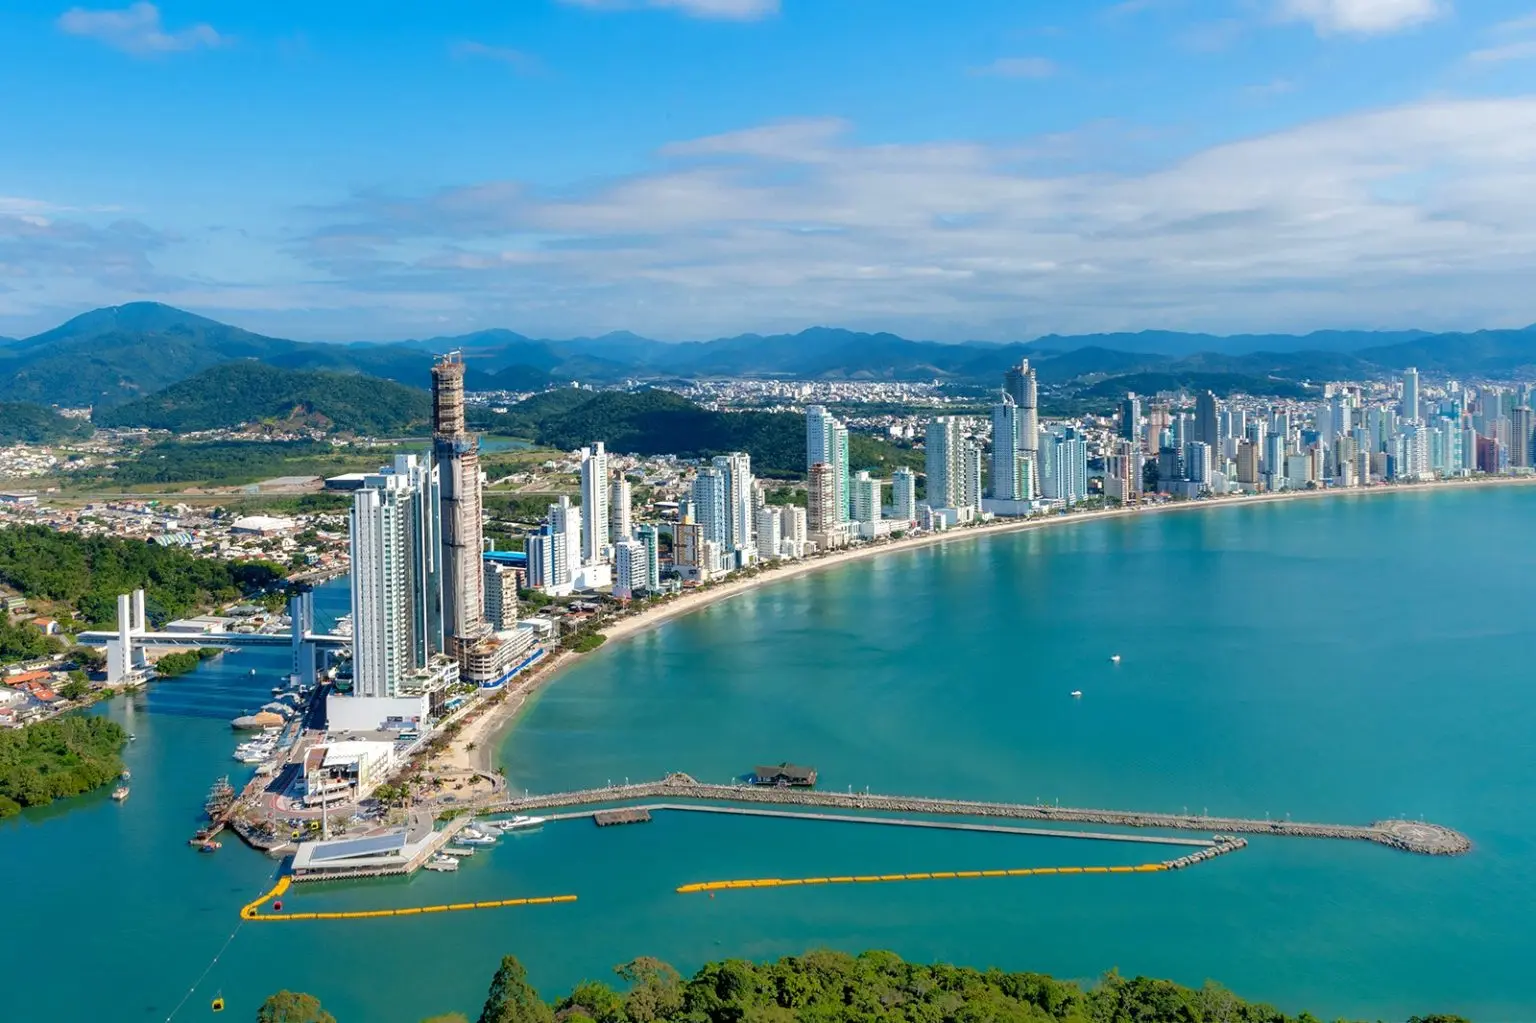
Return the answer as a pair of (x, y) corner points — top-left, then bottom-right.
(674, 859), (1204, 894)
(238, 880), (578, 923)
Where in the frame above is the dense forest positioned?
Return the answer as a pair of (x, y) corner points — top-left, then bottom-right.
(0, 401), (94, 444)
(0, 525), (286, 625)
(94, 361), (431, 434)
(153, 647), (221, 677)
(0, 615), (64, 662)
(257, 951), (1471, 1023)
(476, 389), (923, 479)
(0, 715), (127, 818)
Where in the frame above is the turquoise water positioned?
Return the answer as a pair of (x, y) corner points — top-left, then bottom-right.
(4, 488), (1535, 1022)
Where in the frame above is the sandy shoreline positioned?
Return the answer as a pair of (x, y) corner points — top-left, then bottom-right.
(445, 474), (1536, 775)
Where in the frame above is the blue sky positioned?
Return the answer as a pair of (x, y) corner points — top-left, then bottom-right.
(2, 0), (1535, 342)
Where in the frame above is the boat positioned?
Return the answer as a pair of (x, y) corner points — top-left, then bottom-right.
(497, 815), (547, 831)
(1070, 690), (1083, 698)
(112, 785), (130, 802)
(198, 840), (221, 852)
(423, 855), (459, 872)
(1110, 654), (1121, 663)
(249, 668), (257, 676)
(440, 845), (475, 857)
(128, 734), (136, 742)
(120, 769), (131, 781)
(454, 832), (496, 847)
(204, 776), (236, 817)
(232, 711), (285, 730)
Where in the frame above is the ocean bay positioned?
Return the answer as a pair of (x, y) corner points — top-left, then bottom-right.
(3, 486), (1534, 1021)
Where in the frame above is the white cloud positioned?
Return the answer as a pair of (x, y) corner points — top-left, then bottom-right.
(450, 41), (542, 74)
(277, 97), (1536, 340)
(560, 0), (779, 20)
(57, 3), (224, 56)
(1277, 0), (1446, 35)
(1469, 39), (1536, 63)
(972, 57), (1059, 79)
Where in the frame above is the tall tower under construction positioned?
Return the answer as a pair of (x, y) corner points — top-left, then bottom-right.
(431, 352), (488, 655)
(1004, 360), (1039, 468)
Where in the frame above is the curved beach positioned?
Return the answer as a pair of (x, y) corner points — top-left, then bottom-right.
(444, 474), (1536, 775)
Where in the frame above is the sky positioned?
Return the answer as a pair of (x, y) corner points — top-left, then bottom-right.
(2, 0), (1536, 343)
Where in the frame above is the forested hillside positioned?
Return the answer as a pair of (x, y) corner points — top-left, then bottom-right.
(94, 362), (430, 434)
(0, 526), (285, 625)
(0, 402), (94, 444)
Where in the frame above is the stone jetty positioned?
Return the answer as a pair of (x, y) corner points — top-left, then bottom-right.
(478, 773), (1471, 856)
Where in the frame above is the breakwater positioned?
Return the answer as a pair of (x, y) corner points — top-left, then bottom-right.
(478, 773), (1471, 856)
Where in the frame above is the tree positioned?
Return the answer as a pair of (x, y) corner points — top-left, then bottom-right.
(256, 991), (336, 1023)
(479, 955), (553, 1023)
(59, 677), (91, 701)
(420, 1015), (470, 1023)
(614, 958), (682, 1023)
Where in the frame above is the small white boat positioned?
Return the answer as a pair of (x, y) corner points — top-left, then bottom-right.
(1070, 690), (1083, 698)
(1110, 654), (1121, 663)
(423, 855), (459, 872)
(497, 815), (547, 831)
(112, 786), (130, 802)
(454, 833), (496, 847)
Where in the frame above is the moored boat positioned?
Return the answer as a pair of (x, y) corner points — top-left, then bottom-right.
(112, 785), (130, 802)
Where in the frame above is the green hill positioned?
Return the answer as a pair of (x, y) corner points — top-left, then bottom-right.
(93, 361), (431, 435)
(0, 402), (94, 444)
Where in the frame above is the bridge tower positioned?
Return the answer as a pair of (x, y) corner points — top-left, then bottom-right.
(289, 588), (318, 687)
(105, 588), (148, 683)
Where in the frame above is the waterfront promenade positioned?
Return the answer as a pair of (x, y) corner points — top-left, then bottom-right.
(476, 773), (1471, 856)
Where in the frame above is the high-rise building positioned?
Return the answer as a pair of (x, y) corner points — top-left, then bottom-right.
(755, 507), (783, 559)
(891, 467), (917, 521)
(431, 353), (487, 652)
(806, 406), (850, 524)
(1510, 407), (1533, 469)
(527, 496), (581, 595)
(1236, 440), (1260, 487)
(852, 471), (882, 524)
(349, 454), (443, 699)
(692, 467), (728, 549)
(1003, 361), (1039, 467)
(807, 462), (839, 533)
(962, 441), (983, 509)
(636, 524), (662, 590)
(608, 476), (633, 542)
(783, 505), (808, 550)
(1119, 393), (1141, 444)
(990, 398), (1027, 501)
(613, 539), (649, 600)
(713, 452), (757, 563)
(1401, 367), (1421, 423)
(483, 561), (519, 632)
(1183, 441), (1212, 485)
(1039, 428), (1088, 505)
(1195, 391), (1219, 449)
(924, 416), (965, 509)
(579, 442), (610, 566)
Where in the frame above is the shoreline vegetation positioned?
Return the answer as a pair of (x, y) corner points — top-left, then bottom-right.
(439, 475), (1536, 778)
(0, 715), (127, 819)
(260, 949), (1471, 1023)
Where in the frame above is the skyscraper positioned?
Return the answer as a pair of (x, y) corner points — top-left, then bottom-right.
(807, 462), (838, 534)
(962, 441), (983, 510)
(1510, 407), (1533, 469)
(579, 442), (610, 566)
(608, 476), (633, 543)
(1004, 361), (1039, 469)
(990, 398), (1025, 501)
(349, 454), (442, 699)
(1039, 428), (1088, 505)
(431, 353), (487, 653)
(713, 452), (757, 563)
(806, 406), (850, 524)
(1402, 367), (1421, 423)
(891, 467), (916, 521)
(1119, 393), (1141, 444)
(482, 561), (519, 632)
(924, 416), (965, 509)
(1195, 391), (1219, 449)
(692, 467), (728, 549)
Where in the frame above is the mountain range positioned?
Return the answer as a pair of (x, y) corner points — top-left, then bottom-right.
(5, 303), (1536, 418)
